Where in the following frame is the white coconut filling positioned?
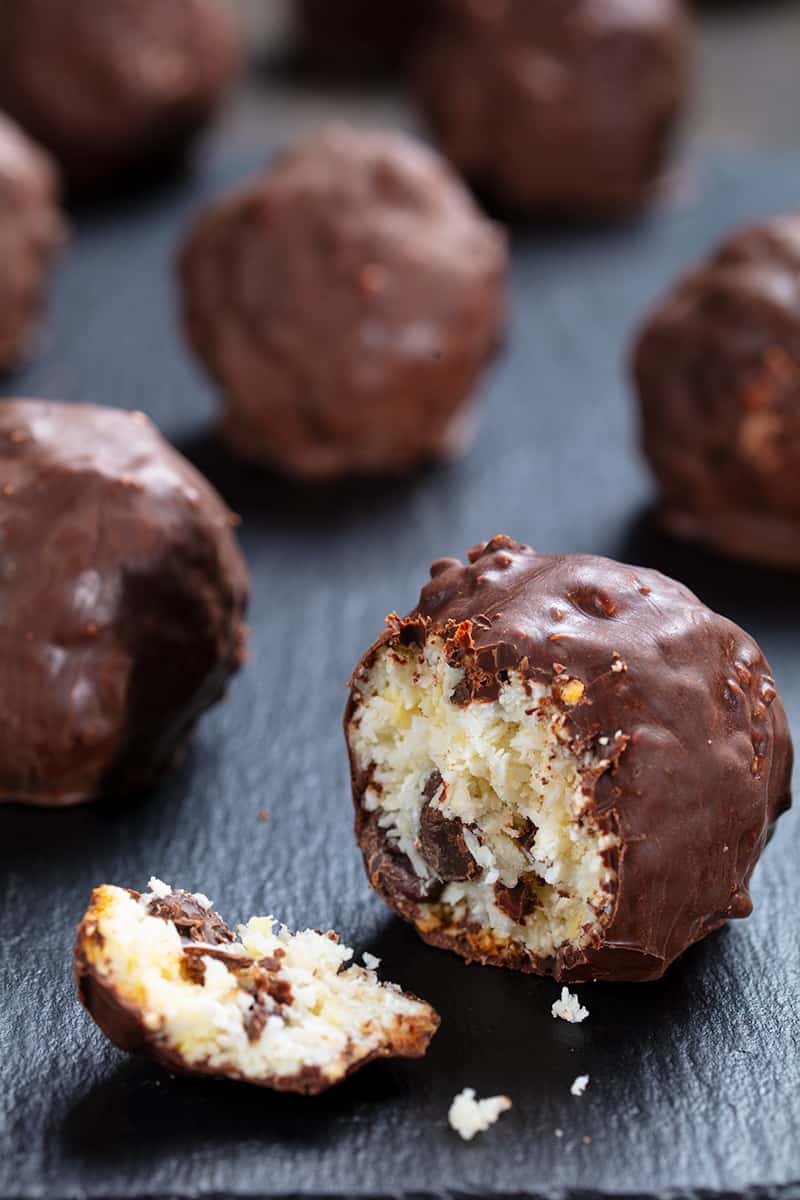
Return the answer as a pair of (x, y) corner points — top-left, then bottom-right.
(82, 883), (432, 1084)
(349, 639), (618, 962)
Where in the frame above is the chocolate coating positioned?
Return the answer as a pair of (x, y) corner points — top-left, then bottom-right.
(294, 0), (430, 73)
(414, 0), (690, 219)
(346, 536), (792, 982)
(0, 114), (66, 370)
(0, 400), (249, 807)
(634, 212), (800, 566)
(179, 124), (507, 480)
(0, 0), (241, 190)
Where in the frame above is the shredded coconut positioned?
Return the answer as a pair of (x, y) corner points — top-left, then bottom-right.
(362, 952), (381, 971)
(551, 986), (589, 1024)
(192, 892), (213, 910)
(448, 1088), (512, 1140)
(570, 1074), (590, 1096)
(146, 877), (171, 899)
(349, 641), (620, 967)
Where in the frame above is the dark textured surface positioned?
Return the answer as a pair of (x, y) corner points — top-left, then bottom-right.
(2, 145), (800, 1199)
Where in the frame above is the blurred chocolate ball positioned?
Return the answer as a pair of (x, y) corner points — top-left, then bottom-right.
(634, 212), (800, 567)
(0, 113), (66, 370)
(0, 0), (242, 190)
(179, 124), (507, 481)
(293, 0), (431, 73)
(414, 0), (691, 220)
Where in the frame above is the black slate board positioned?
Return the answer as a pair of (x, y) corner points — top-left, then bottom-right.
(2, 145), (800, 1200)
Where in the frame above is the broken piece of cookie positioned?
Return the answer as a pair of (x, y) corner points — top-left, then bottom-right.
(74, 880), (439, 1094)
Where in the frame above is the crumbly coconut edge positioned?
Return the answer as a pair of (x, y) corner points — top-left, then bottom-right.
(77, 882), (437, 1090)
(348, 636), (620, 967)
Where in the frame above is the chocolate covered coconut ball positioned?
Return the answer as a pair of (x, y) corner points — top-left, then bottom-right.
(0, 114), (66, 370)
(415, 0), (690, 219)
(294, 0), (430, 73)
(0, 0), (241, 190)
(0, 400), (249, 807)
(179, 124), (507, 480)
(75, 879), (439, 1094)
(634, 212), (800, 567)
(345, 536), (791, 983)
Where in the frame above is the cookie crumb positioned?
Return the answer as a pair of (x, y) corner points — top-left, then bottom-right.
(552, 987), (589, 1024)
(448, 1088), (512, 1140)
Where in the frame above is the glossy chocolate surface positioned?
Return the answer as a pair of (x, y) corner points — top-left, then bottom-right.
(0, 400), (249, 806)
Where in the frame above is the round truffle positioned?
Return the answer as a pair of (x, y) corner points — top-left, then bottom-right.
(0, 0), (241, 190)
(634, 212), (800, 567)
(294, 0), (430, 73)
(0, 400), (249, 807)
(179, 124), (507, 480)
(0, 114), (66, 370)
(345, 536), (792, 983)
(414, 0), (690, 219)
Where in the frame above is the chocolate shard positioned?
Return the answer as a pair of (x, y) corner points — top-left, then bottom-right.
(417, 773), (482, 883)
(518, 817), (539, 856)
(148, 891), (235, 946)
(494, 877), (542, 925)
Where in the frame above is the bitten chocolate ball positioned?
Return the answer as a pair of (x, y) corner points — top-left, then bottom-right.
(414, 0), (690, 219)
(634, 213), (800, 567)
(294, 0), (430, 73)
(345, 536), (791, 983)
(0, 114), (66, 370)
(0, 400), (249, 807)
(179, 124), (507, 480)
(75, 879), (439, 1094)
(0, 0), (241, 190)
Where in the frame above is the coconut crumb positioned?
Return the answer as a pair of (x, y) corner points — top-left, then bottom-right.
(192, 892), (213, 910)
(448, 1088), (512, 1140)
(146, 877), (171, 899)
(551, 987), (589, 1024)
(570, 1074), (590, 1096)
(362, 952), (381, 971)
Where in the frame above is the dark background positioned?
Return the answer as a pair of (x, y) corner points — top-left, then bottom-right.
(2, 5), (800, 1199)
